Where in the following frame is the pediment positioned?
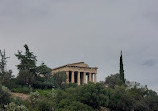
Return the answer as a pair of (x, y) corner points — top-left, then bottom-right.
(67, 62), (89, 67)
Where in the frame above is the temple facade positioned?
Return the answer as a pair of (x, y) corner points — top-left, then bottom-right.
(52, 62), (98, 85)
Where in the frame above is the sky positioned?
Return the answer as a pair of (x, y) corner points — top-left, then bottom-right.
(0, 0), (158, 92)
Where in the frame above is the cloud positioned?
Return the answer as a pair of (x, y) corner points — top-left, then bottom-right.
(142, 59), (158, 67)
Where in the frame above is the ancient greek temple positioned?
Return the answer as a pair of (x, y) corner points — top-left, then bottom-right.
(52, 62), (98, 85)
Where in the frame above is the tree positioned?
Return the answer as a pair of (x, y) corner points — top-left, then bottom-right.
(36, 62), (52, 80)
(17, 70), (35, 86)
(107, 85), (135, 111)
(120, 51), (125, 84)
(53, 71), (67, 88)
(105, 73), (121, 88)
(144, 90), (158, 110)
(15, 44), (37, 86)
(56, 100), (94, 111)
(54, 86), (94, 111)
(15, 44), (37, 71)
(0, 50), (13, 86)
(79, 82), (109, 109)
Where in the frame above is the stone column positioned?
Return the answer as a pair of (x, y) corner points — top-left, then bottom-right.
(89, 73), (92, 82)
(71, 71), (74, 83)
(66, 71), (69, 83)
(83, 72), (86, 84)
(94, 73), (97, 83)
(77, 71), (80, 85)
(91, 73), (93, 82)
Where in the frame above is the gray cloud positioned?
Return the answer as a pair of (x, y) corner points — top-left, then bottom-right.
(0, 0), (158, 92)
(142, 59), (158, 67)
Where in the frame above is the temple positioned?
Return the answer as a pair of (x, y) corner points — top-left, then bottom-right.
(52, 62), (98, 85)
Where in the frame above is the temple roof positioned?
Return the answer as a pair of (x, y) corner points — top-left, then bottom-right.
(52, 62), (97, 70)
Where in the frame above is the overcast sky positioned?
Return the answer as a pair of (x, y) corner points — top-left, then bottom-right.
(0, 0), (158, 92)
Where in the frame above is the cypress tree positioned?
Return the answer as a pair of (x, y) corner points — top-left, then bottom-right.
(119, 51), (125, 84)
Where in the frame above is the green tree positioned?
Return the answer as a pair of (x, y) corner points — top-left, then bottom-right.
(57, 100), (94, 111)
(53, 71), (67, 88)
(79, 82), (109, 109)
(37, 62), (52, 80)
(0, 50), (13, 86)
(15, 44), (37, 86)
(15, 44), (37, 71)
(105, 73), (121, 88)
(17, 70), (35, 86)
(55, 87), (94, 111)
(120, 51), (125, 84)
(107, 86), (135, 111)
(126, 82), (149, 111)
(144, 89), (158, 111)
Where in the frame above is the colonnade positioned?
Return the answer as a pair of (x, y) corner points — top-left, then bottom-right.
(66, 71), (97, 85)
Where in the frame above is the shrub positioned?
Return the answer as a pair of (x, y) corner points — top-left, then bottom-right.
(38, 100), (52, 111)
(30, 91), (39, 106)
(56, 100), (94, 111)
(11, 86), (30, 94)
(4, 102), (28, 111)
(0, 85), (11, 107)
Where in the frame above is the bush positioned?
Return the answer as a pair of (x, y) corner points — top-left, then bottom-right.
(60, 83), (78, 90)
(36, 89), (52, 97)
(11, 86), (30, 94)
(56, 100), (94, 111)
(4, 102), (28, 111)
(38, 100), (52, 111)
(30, 91), (40, 106)
(0, 85), (11, 107)
(32, 80), (54, 89)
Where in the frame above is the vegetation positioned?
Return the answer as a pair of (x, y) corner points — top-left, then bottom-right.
(0, 44), (158, 111)
(4, 102), (28, 111)
(53, 71), (67, 88)
(120, 51), (125, 84)
(15, 44), (37, 86)
(0, 50), (13, 87)
(0, 85), (11, 107)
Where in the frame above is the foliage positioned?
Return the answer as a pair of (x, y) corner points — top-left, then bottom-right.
(56, 100), (94, 111)
(36, 63), (52, 80)
(15, 44), (37, 71)
(53, 71), (67, 88)
(59, 82), (78, 90)
(144, 90), (158, 110)
(30, 91), (40, 106)
(54, 86), (94, 110)
(2, 70), (13, 88)
(36, 88), (56, 100)
(105, 73), (122, 88)
(15, 44), (37, 86)
(0, 84), (11, 107)
(4, 102), (28, 111)
(11, 86), (30, 94)
(107, 85), (134, 110)
(0, 50), (13, 87)
(50, 88), (57, 99)
(120, 51), (125, 84)
(17, 70), (35, 86)
(32, 78), (55, 89)
(55, 82), (109, 110)
(38, 99), (52, 111)
(79, 82), (109, 109)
